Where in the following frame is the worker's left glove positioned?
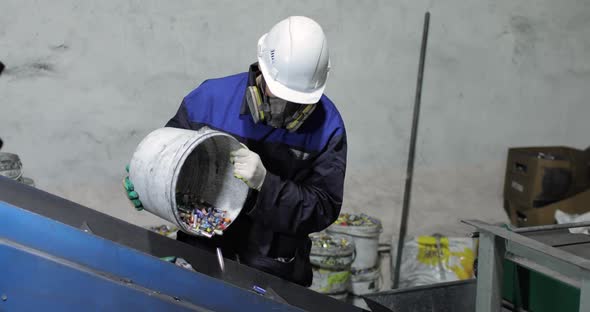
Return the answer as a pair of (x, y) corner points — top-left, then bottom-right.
(230, 146), (267, 191)
(123, 165), (144, 211)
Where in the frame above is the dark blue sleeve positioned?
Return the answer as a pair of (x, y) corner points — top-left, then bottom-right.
(249, 132), (347, 236)
(165, 100), (193, 129)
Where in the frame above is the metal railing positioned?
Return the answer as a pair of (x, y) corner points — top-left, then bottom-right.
(463, 220), (590, 312)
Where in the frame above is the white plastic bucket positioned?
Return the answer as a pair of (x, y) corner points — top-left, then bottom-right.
(309, 267), (351, 295)
(309, 232), (355, 270)
(327, 213), (382, 270)
(129, 128), (249, 236)
(0, 153), (23, 180)
(350, 266), (380, 295)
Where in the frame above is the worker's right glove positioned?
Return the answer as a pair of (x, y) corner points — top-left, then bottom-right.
(123, 165), (143, 211)
(230, 146), (267, 191)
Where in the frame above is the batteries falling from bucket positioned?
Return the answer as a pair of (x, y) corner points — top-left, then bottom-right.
(176, 192), (232, 238)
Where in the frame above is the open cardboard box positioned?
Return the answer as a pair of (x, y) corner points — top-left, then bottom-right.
(504, 146), (590, 209)
(509, 188), (590, 227)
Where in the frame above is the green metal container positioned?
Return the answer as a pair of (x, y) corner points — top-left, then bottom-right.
(503, 260), (580, 311)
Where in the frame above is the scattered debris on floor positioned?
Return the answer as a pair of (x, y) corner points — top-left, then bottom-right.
(148, 224), (178, 239)
(160, 256), (195, 271)
(252, 285), (266, 295)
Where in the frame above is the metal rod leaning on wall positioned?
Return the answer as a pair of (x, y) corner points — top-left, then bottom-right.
(392, 12), (430, 289)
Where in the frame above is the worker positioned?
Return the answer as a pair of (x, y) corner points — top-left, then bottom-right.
(124, 16), (346, 286)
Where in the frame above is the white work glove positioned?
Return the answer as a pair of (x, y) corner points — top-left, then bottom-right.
(230, 146), (267, 191)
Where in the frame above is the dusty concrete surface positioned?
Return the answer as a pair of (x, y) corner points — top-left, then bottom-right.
(1, 1), (589, 254)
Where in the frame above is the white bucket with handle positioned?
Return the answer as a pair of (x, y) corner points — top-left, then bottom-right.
(350, 266), (381, 295)
(309, 232), (355, 270)
(310, 267), (351, 294)
(327, 213), (382, 270)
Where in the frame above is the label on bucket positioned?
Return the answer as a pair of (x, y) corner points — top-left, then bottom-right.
(310, 268), (351, 294)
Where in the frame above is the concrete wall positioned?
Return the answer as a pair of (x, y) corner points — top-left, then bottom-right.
(1, 0), (589, 246)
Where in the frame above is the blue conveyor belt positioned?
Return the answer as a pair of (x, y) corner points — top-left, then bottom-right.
(0, 201), (301, 311)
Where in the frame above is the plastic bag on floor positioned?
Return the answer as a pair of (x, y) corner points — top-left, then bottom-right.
(555, 210), (590, 235)
(398, 235), (476, 288)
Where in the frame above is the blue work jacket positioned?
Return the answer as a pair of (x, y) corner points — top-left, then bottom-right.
(166, 64), (347, 285)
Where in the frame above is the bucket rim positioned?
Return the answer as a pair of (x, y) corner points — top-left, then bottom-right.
(327, 225), (382, 238)
(0, 152), (21, 160)
(310, 249), (355, 257)
(171, 130), (244, 236)
(310, 232), (355, 255)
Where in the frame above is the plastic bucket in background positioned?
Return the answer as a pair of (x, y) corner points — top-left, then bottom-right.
(309, 232), (355, 270)
(0, 153), (35, 187)
(308, 232), (355, 295)
(351, 266), (381, 295)
(310, 268), (351, 295)
(327, 213), (382, 271)
(0, 153), (22, 180)
(129, 127), (249, 237)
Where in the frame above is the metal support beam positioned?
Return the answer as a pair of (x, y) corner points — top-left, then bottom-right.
(465, 219), (590, 312)
(505, 253), (580, 288)
(504, 241), (587, 287)
(464, 220), (590, 283)
(580, 279), (590, 312)
(476, 231), (505, 312)
(510, 221), (590, 234)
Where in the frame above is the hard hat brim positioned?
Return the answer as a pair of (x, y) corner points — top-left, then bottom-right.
(257, 34), (325, 105)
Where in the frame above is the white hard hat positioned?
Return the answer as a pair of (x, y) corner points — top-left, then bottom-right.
(257, 16), (330, 104)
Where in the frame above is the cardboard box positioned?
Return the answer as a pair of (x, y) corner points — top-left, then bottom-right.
(504, 146), (590, 209)
(503, 200), (518, 225)
(507, 189), (590, 227)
